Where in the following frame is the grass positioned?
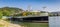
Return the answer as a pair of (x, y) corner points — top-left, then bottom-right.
(0, 19), (4, 27)
(0, 24), (4, 27)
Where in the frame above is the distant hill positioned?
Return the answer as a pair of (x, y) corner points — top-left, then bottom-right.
(49, 12), (60, 16)
(0, 7), (23, 17)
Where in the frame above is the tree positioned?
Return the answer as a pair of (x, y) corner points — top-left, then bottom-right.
(0, 11), (3, 18)
(0, 7), (23, 18)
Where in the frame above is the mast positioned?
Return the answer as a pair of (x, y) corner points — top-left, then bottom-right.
(42, 6), (47, 12)
(43, 6), (46, 10)
(27, 5), (31, 11)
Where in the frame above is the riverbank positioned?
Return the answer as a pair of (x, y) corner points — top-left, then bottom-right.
(8, 20), (48, 27)
(0, 19), (23, 27)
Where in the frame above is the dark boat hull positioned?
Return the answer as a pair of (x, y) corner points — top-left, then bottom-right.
(9, 16), (48, 23)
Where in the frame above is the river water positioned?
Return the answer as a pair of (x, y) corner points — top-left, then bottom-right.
(49, 16), (60, 27)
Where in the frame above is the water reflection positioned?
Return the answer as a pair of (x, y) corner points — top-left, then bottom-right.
(49, 16), (60, 27)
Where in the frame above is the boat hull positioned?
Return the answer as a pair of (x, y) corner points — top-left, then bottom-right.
(9, 16), (48, 23)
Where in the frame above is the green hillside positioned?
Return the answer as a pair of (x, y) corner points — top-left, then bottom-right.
(0, 7), (23, 18)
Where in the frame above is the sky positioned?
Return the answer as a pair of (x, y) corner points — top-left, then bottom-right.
(0, 0), (60, 12)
